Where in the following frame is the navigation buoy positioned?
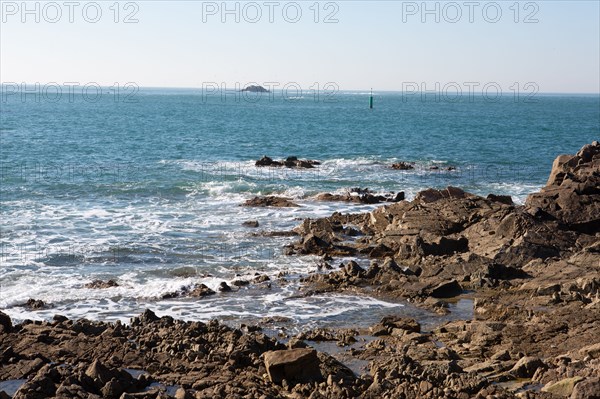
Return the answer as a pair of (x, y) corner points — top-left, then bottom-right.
(369, 88), (374, 109)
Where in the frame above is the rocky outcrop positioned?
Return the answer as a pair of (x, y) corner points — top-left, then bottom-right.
(243, 196), (299, 207)
(315, 188), (405, 204)
(526, 141), (600, 233)
(391, 161), (414, 170)
(255, 156), (321, 169)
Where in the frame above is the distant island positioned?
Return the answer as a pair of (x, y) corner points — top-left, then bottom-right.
(241, 85), (270, 93)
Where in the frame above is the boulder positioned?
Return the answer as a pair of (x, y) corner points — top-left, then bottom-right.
(242, 220), (259, 228)
(510, 356), (544, 378)
(263, 348), (322, 384)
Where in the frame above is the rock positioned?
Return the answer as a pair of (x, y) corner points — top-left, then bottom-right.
(430, 280), (463, 298)
(380, 316), (420, 333)
(343, 260), (365, 277)
(218, 282), (232, 292)
(263, 349), (322, 385)
(578, 342), (600, 359)
(510, 356), (544, 378)
(174, 387), (193, 399)
(570, 377), (600, 399)
(255, 156), (320, 169)
(24, 298), (47, 310)
(241, 85), (269, 93)
(242, 220), (259, 228)
(391, 162), (414, 170)
(243, 196), (299, 207)
(315, 188), (404, 204)
(415, 186), (467, 203)
(0, 311), (11, 333)
(231, 280), (250, 287)
(85, 279), (119, 289)
(542, 376), (583, 397)
(526, 142), (600, 233)
(189, 284), (216, 298)
(487, 194), (513, 205)
(254, 274), (270, 283)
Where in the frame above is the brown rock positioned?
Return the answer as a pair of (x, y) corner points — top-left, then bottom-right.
(570, 377), (600, 399)
(243, 196), (299, 208)
(263, 349), (322, 384)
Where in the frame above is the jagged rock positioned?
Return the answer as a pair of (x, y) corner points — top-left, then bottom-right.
(526, 141), (600, 233)
(23, 298), (47, 310)
(243, 196), (299, 207)
(85, 279), (119, 289)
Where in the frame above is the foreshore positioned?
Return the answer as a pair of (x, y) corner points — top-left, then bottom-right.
(1, 142), (599, 399)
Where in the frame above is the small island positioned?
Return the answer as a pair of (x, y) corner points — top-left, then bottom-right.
(241, 85), (270, 93)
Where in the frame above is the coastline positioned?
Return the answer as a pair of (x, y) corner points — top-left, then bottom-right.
(1, 142), (599, 399)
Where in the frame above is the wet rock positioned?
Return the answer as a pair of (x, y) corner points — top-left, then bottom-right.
(0, 311), (11, 333)
(218, 282), (232, 292)
(85, 279), (119, 289)
(242, 220), (259, 228)
(255, 156), (320, 169)
(243, 196), (299, 207)
(391, 162), (414, 170)
(23, 298), (47, 310)
(254, 274), (270, 283)
(188, 284), (216, 298)
(315, 188), (405, 204)
(263, 349), (322, 385)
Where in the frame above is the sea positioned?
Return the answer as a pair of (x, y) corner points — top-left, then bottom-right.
(1, 88), (598, 331)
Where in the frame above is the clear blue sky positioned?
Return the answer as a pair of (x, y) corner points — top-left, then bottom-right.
(1, 1), (599, 93)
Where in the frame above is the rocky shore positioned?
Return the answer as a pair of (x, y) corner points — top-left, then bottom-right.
(1, 143), (599, 399)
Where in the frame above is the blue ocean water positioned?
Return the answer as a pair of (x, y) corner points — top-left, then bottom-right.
(1, 89), (598, 327)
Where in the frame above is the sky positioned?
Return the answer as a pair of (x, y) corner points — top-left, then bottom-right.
(1, 0), (599, 93)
